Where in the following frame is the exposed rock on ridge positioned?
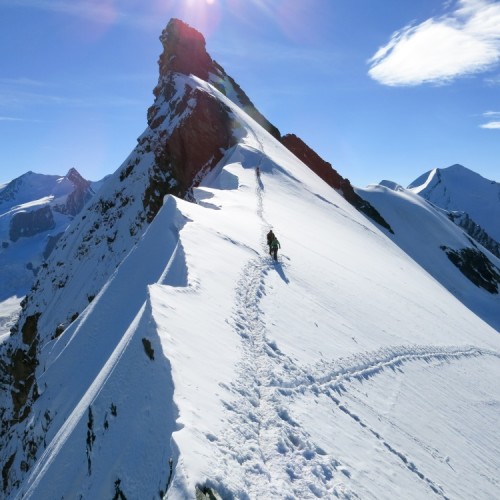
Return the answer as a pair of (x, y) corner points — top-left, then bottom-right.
(55, 167), (94, 216)
(447, 211), (500, 259)
(281, 133), (393, 233)
(9, 206), (55, 242)
(156, 18), (280, 140)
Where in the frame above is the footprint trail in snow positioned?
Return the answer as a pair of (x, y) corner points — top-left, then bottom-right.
(205, 151), (500, 498)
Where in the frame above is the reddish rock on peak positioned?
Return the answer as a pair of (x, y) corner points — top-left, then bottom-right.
(281, 133), (393, 233)
(155, 18), (281, 140)
(281, 134), (344, 191)
(158, 18), (216, 81)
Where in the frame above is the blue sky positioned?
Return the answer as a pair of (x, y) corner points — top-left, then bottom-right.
(1, 0), (499, 187)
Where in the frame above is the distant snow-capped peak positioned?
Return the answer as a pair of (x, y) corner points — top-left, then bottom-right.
(407, 164), (500, 244)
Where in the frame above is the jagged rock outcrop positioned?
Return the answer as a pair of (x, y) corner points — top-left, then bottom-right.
(155, 18), (280, 141)
(6, 168), (93, 243)
(55, 168), (94, 216)
(441, 242), (500, 294)
(281, 134), (393, 233)
(447, 211), (500, 259)
(9, 206), (55, 242)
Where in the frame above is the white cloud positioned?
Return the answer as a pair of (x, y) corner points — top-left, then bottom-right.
(368, 0), (500, 86)
(480, 110), (500, 128)
(480, 121), (500, 128)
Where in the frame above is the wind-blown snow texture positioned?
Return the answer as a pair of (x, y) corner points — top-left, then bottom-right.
(5, 74), (500, 500)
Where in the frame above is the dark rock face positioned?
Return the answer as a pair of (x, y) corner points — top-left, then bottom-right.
(441, 244), (500, 293)
(9, 206), (55, 242)
(158, 18), (215, 81)
(162, 89), (235, 194)
(447, 211), (500, 259)
(281, 134), (393, 233)
(57, 168), (94, 216)
(145, 83), (237, 219)
(156, 18), (280, 140)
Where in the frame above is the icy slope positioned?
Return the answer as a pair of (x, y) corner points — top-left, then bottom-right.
(358, 183), (500, 332)
(12, 79), (500, 499)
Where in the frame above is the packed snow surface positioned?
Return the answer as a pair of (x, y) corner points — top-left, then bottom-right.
(12, 78), (500, 499)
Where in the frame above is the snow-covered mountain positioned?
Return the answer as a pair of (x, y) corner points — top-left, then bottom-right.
(408, 164), (500, 256)
(0, 168), (102, 334)
(1, 18), (499, 500)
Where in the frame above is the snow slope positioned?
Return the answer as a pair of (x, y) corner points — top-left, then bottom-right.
(357, 183), (500, 333)
(9, 77), (500, 499)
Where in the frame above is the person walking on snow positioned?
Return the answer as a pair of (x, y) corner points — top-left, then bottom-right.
(266, 230), (275, 254)
(270, 236), (280, 261)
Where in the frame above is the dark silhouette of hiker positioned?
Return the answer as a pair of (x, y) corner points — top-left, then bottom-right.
(256, 166), (261, 177)
(270, 236), (280, 261)
(266, 230), (275, 253)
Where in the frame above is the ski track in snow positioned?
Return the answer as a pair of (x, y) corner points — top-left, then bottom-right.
(209, 142), (500, 499)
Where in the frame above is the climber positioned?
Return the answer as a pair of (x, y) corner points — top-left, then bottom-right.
(266, 229), (275, 253)
(256, 166), (261, 177)
(270, 236), (281, 261)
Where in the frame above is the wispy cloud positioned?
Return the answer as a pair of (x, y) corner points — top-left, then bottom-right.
(480, 110), (500, 129)
(368, 0), (500, 86)
(480, 121), (500, 128)
(0, 116), (43, 123)
(0, 73), (145, 109)
(0, 77), (46, 87)
(485, 74), (500, 85)
(0, 0), (156, 29)
(1, 0), (115, 20)
(0, 88), (144, 109)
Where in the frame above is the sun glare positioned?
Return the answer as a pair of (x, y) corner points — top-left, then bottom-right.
(173, 0), (222, 38)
